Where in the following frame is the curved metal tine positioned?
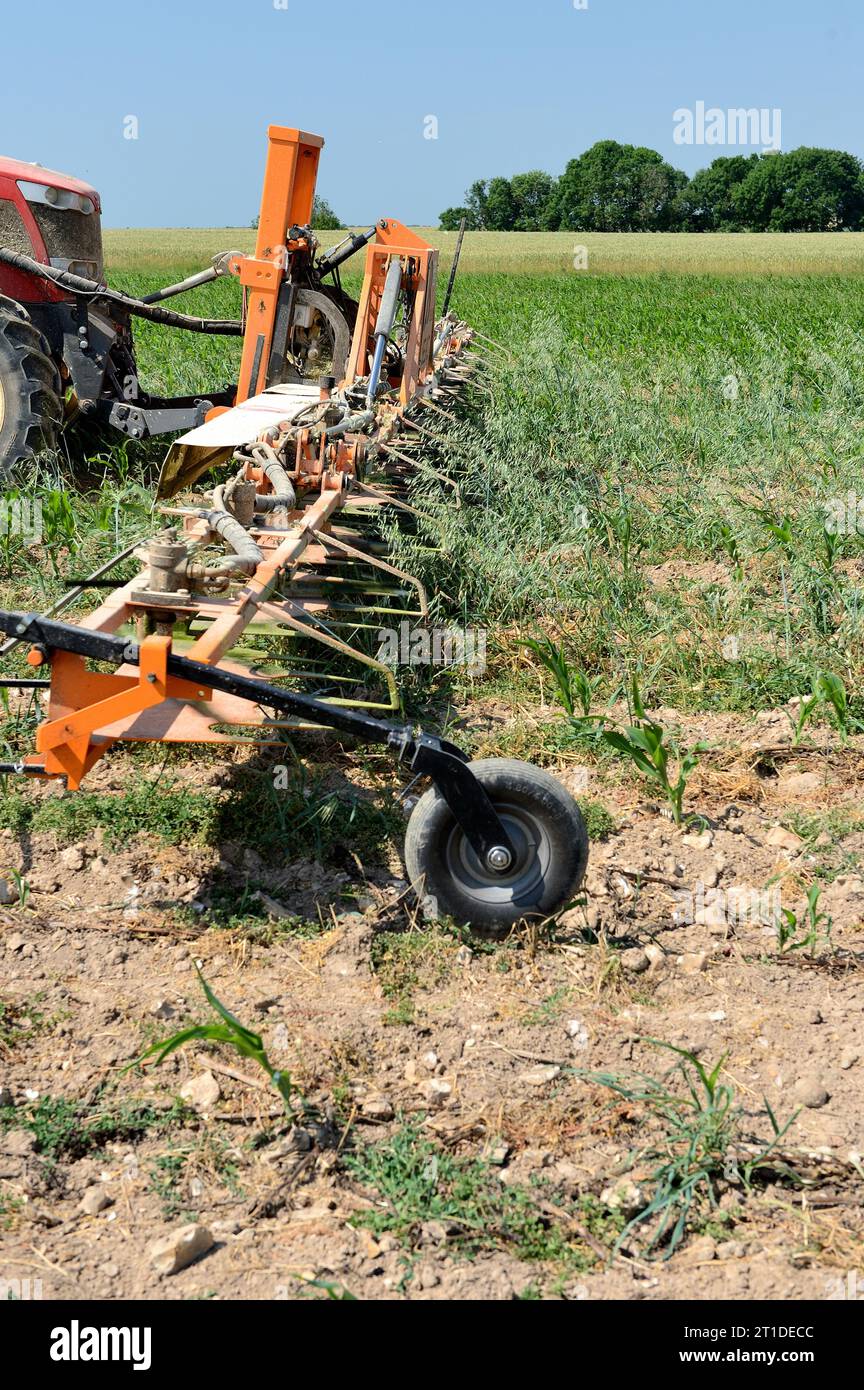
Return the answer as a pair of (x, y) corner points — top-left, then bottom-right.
(256, 599), (400, 712)
(307, 526), (429, 618)
(350, 481), (433, 522)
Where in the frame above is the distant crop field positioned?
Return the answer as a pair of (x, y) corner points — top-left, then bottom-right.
(103, 227), (864, 279)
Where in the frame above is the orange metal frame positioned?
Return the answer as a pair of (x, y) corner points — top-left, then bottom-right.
(235, 125), (324, 403)
(19, 127), (446, 790)
(344, 220), (439, 406)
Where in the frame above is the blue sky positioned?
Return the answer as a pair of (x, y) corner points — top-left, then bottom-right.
(1, 0), (861, 226)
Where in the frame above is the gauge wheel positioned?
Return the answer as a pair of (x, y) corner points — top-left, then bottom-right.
(404, 758), (589, 934)
(0, 301), (63, 477)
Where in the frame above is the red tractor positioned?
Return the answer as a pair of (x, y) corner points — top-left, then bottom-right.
(0, 132), (369, 477)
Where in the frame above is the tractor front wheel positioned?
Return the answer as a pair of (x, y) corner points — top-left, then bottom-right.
(0, 300), (63, 477)
(404, 758), (589, 934)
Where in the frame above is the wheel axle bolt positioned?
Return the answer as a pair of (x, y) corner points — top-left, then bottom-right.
(486, 845), (513, 873)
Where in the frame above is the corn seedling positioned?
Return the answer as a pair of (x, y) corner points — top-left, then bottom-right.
(532, 650), (705, 825)
(520, 635), (599, 717)
(776, 884), (833, 957)
(1, 868), (29, 909)
(133, 968), (296, 1115)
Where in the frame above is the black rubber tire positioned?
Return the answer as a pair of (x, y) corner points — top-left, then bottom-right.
(0, 301), (64, 478)
(404, 758), (589, 934)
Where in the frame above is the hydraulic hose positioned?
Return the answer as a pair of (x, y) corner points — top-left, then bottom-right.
(256, 456), (297, 512)
(0, 247), (243, 335)
(189, 509), (263, 579)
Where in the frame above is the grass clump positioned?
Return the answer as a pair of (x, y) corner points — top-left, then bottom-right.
(370, 929), (457, 1026)
(579, 1042), (798, 1259)
(346, 1121), (610, 1271)
(0, 1094), (192, 1162)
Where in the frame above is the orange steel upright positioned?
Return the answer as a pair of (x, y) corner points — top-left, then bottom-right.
(235, 126), (324, 403)
(344, 220), (439, 406)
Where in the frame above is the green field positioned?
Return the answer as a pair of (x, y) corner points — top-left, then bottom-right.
(104, 227), (864, 278)
(4, 232), (864, 729)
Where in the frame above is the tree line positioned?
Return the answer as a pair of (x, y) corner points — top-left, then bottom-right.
(439, 142), (864, 233)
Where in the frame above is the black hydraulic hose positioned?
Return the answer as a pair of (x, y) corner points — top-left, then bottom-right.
(191, 509), (263, 577)
(257, 457), (296, 512)
(0, 247), (243, 335)
(317, 226), (378, 274)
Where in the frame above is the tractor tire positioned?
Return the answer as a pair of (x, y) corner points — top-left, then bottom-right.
(404, 758), (589, 935)
(0, 300), (64, 478)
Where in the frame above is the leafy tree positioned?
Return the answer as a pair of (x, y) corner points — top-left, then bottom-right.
(439, 206), (473, 230)
(673, 155), (759, 231)
(311, 195), (344, 229)
(465, 180), (489, 229)
(483, 177), (519, 230)
(554, 141), (687, 231)
(509, 170), (558, 230)
(733, 147), (864, 231)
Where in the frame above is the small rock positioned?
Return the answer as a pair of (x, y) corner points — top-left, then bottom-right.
(691, 890), (728, 929)
(0, 1085), (13, 1107)
(60, 846), (85, 872)
(840, 1049), (859, 1071)
(566, 1019), (589, 1049)
(148, 1223), (214, 1276)
(519, 1065), (561, 1087)
(600, 1179), (646, 1219)
(78, 1186), (113, 1216)
(6, 933), (26, 953)
(251, 890), (293, 919)
(678, 951), (708, 974)
(107, 948), (127, 966)
(421, 1051), (439, 1072)
(805, 1007), (823, 1025)
(791, 1077), (830, 1109)
(150, 999), (176, 1020)
(179, 1071), (221, 1112)
(716, 1239), (746, 1260)
(361, 1097), (394, 1121)
(421, 1079), (452, 1109)
(0, 880), (16, 905)
(778, 771), (823, 795)
(3, 1128), (36, 1157)
(678, 1234), (717, 1265)
(455, 945), (473, 967)
(765, 826), (804, 854)
(419, 1219), (459, 1245)
(619, 948), (650, 975)
(682, 829), (714, 850)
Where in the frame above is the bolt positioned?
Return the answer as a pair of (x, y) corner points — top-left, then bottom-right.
(486, 845), (513, 873)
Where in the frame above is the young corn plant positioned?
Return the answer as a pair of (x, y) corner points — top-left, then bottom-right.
(788, 671), (858, 746)
(520, 635), (599, 717)
(580, 1042), (798, 1259)
(776, 885), (833, 958)
(133, 968), (295, 1115)
(528, 641), (705, 826)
